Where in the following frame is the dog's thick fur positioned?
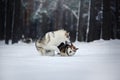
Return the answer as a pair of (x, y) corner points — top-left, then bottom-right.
(35, 29), (70, 56)
(58, 42), (78, 56)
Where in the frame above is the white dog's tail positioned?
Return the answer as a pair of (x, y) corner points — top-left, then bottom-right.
(35, 40), (41, 51)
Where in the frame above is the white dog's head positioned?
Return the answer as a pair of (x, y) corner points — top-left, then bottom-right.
(60, 29), (70, 43)
(64, 31), (70, 42)
(55, 29), (70, 44)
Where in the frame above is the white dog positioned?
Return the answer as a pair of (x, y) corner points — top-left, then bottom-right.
(35, 29), (70, 56)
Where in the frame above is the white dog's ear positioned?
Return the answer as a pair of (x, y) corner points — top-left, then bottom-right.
(67, 32), (69, 35)
(65, 32), (70, 38)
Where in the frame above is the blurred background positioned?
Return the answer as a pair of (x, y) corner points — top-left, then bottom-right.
(0, 0), (120, 44)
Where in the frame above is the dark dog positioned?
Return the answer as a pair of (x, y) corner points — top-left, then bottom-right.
(58, 42), (78, 56)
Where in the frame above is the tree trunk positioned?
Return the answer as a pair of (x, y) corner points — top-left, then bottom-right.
(12, 0), (22, 44)
(0, 0), (5, 40)
(5, 0), (14, 44)
(53, 0), (64, 30)
(116, 0), (120, 39)
(69, 13), (77, 42)
(87, 0), (102, 42)
(78, 0), (85, 41)
(102, 0), (112, 40)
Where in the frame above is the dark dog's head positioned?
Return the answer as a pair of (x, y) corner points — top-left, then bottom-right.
(66, 43), (78, 56)
(58, 42), (78, 56)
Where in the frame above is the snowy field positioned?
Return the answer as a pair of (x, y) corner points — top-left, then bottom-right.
(0, 39), (120, 80)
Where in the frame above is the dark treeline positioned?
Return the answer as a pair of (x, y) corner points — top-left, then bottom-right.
(0, 0), (120, 44)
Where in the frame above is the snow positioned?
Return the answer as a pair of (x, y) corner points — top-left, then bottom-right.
(0, 39), (120, 80)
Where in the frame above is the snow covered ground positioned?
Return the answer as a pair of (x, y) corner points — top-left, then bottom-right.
(0, 39), (120, 80)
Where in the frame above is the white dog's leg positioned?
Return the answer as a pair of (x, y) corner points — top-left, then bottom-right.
(46, 50), (55, 56)
(45, 46), (60, 53)
(36, 48), (45, 56)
